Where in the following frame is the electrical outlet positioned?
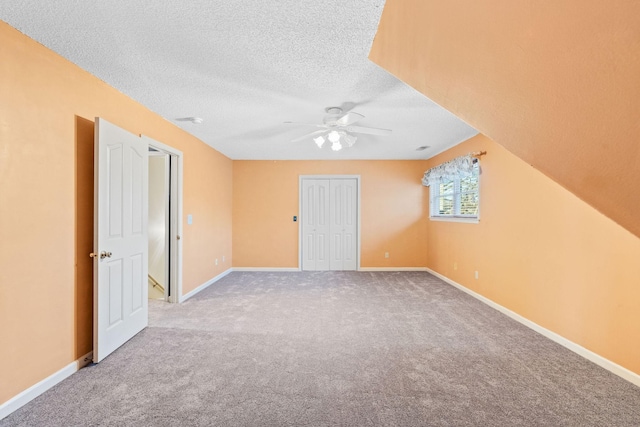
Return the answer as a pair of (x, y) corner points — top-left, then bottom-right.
(222, 255), (225, 262)
(384, 252), (389, 259)
(215, 259), (218, 266)
(474, 271), (479, 280)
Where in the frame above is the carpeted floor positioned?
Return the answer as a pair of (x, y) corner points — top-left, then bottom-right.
(3, 271), (640, 426)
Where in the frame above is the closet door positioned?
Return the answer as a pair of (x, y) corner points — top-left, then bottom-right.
(330, 179), (358, 271)
(301, 179), (330, 271)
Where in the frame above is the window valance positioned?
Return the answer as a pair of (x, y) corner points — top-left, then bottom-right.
(422, 154), (476, 187)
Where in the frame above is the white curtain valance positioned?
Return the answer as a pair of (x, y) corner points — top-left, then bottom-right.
(422, 154), (475, 187)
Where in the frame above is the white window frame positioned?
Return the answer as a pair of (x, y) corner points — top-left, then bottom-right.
(429, 161), (480, 223)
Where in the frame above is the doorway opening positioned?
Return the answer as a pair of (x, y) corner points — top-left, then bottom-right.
(148, 149), (169, 300)
(93, 120), (184, 363)
(145, 137), (183, 303)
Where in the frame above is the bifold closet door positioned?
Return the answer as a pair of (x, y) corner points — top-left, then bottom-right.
(329, 179), (357, 270)
(301, 179), (330, 271)
(301, 178), (357, 271)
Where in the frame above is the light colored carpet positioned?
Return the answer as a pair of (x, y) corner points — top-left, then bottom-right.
(3, 271), (640, 426)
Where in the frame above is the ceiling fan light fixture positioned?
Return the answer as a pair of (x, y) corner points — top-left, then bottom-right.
(327, 130), (341, 143)
(287, 107), (390, 151)
(342, 132), (357, 147)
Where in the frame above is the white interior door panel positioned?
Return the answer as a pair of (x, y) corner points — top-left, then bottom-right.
(93, 118), (149, 363)
(301, 179), (330, 271)
(301, 177), (358, 271)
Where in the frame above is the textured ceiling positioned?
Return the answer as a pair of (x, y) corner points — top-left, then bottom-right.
(0, 0), (477, 160)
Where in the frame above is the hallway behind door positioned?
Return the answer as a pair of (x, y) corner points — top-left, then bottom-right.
(148, 152), (169, 300)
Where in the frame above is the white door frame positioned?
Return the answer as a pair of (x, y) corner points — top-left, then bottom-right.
(142, 136), (183, 303)
(148, 151), (170, 301)
(298, 175), (361, 271)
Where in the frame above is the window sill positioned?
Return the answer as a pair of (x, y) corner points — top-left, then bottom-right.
(429, 216), (479, 224)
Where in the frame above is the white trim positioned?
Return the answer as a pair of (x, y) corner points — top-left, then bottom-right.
(141, 135), (184, 304)
(233, 267), (430, 272)
(0, 352), (93, 421)
(232, 267), (300, 272)
(297, 176), (303, 270)
(169, 153), (183, 303)
(359, 267), (429, 272)
(426, 268), (640, 388)
(429, 217), (479, 224)
(180, 268), (232, 302)
(143, 137), (183, 157)
(356, 177), (362, 270)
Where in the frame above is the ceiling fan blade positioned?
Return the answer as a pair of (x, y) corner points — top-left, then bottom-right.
(291, 129), (327, 143)
(284, 121), (328, 129)
(343, 125), (392, 136)
(335, 112), (365, 126)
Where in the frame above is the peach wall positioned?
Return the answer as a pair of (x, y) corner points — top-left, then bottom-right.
(0, 22), (232, 404)
(369, 0), (640, 239)
(181, 141), (233, 290)
(426, 134), (640, 375)
(233, 161), (429, 268)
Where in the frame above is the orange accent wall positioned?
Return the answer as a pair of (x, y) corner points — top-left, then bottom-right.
(0, 22), (232, 404)
(233, 161), (429, 268)
(426, 134), (640, 375)
(369, 0), (640, 239)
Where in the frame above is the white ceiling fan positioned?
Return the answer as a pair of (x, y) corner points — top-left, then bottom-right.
(285, 107), (392, 151)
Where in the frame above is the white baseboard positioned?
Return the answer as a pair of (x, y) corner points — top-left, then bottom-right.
(359, 267), (429, 272)
(232, 267), (300, 272)
(180, 268), (233, 302)
(426, 268), (640, 388)
(232, 267), (430, 272)
(0, 351), (93, 421)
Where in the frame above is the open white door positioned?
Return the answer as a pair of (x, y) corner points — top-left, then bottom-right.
(93, 118), (149, 363)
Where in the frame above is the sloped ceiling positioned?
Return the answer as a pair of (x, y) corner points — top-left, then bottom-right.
(0, 0), (477, 160)
(370, 0), (640, 238)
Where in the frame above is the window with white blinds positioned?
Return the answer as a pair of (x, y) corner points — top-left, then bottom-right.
(430, 161), (480, 221)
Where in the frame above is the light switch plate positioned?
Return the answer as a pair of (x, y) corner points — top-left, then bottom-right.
(187, 214), (193, 225)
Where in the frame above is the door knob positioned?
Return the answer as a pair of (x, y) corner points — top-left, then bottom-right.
(90, 251), (112, 259)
